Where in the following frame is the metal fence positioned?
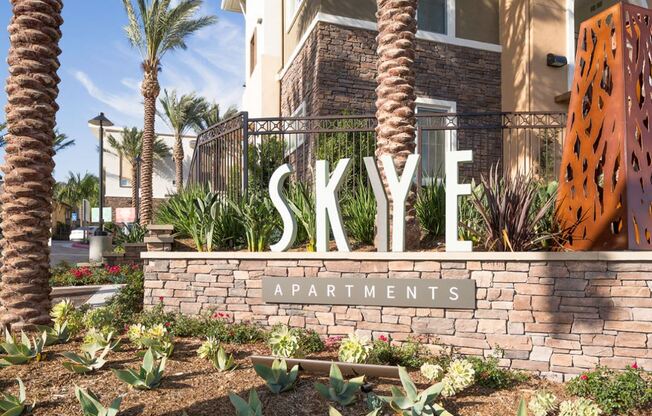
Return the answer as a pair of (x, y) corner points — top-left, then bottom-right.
(188, 111), (567, 197)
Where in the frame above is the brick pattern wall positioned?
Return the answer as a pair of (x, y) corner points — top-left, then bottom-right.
(279, 22), (502, 179)
(103, 243), (146, 267)
(144, 257), (652, 380)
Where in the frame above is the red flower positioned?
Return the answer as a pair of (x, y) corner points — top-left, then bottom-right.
(379, 335), (389, 342)
(164, 322), (171, 328)
(580, 374), (588, 381)
(159, 296), (164, 303)
(632, 362), (639, 369)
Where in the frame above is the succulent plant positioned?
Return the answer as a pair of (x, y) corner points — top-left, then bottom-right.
(75, 386), (122, 416)
(253, 359), (299, 394)
(315, 363), (365, 406)
(61, 344), (111, 374)
(112, 348), (166, 390)
(328, 407), (380, 416)
(0, 378), (33, 415)
(51, 299), (76, 324)
(527, 391), (557, 416)
(0, 329), (47, 367)
(338, 333), (372, 364)
(228, 389), (263, 416)
(558, 398), (602, 416)
(379, 366), (453, 416)
(82, 330), (121, 352)
(36, 321), (72, 346)
(268, 325), (302, 358)
(420, 363), (444, 382)
(198, 337), (236, 371)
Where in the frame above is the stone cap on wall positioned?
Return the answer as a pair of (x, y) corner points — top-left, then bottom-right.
(141, 250), (652, 262)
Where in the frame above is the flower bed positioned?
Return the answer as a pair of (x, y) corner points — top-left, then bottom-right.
(50, 262), (141, 287)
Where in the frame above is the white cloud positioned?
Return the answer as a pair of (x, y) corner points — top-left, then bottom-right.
(74, 70), (144, 123)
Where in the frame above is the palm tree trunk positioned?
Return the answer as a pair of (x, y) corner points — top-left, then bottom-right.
(139, 69), (160, 225)
(130, 163), (138, 209)
(174, 132), (184, 191)
(1, 0), (63, 329)
(375, 0), (420, 249)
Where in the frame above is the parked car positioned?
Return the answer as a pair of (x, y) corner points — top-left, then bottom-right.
(69, 226), (97, 242)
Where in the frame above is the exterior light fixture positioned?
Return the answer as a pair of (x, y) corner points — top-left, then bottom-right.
(547, 53), (568, 68)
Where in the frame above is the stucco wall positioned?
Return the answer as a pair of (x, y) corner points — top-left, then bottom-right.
(143, 251), (652, 380)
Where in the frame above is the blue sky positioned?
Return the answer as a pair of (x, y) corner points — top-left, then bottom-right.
(0, 0), (245, 181)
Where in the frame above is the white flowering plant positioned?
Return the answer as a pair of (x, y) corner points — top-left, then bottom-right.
(440, 359), (475, 398)
(558, 398), (602, 416)
(528, 391), (557, 416)
(420, 363), (444, 382)
(338, 334), (372, 364)
(268, 325), (302, 358)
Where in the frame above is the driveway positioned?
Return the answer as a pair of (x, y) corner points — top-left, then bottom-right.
(50, 240), (89, 266)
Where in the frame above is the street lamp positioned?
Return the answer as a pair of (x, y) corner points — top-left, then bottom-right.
(88, 112), (113, 235)
(134, 154), (142, 223)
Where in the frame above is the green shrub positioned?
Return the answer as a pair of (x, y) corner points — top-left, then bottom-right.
(113, 348), (166, 390)
(49, 263), (137, 287)
(297, 329), (324, 354)
(197, 337), (236, 371)
(154, 185), (208, 238)
(567, 366), (652, 415)
(286, 182), (316, 251)
(416, 179), (446, 240)
(367, 336), (428, 368)
(230, 191), (280, 252)
(106, 266), (144, 328)
(107, 222), (146, 248)
(342, 183), (376, 245)
(467, 354), (528, 389)
(379, 366), (452, 416)
(83, 307), (117, 336)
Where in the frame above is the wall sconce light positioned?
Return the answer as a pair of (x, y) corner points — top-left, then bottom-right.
(547, 53), (568, 68)
(257, 18), (263, 24)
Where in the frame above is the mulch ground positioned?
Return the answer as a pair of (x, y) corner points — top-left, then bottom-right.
(0, 338), (644, 416)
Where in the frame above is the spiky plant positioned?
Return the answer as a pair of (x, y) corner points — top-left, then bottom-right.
(75, 386), (122, 416)
(253, 359), (299, 394)
(113, 348), (166, 390)
(228, 389), (263, 416)
(315, 363), (365, 407)
(61, 344), (111, 374)
(0, 378), (33, 415)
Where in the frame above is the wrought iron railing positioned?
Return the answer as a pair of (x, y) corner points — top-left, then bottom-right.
(188, 111), (567, 197)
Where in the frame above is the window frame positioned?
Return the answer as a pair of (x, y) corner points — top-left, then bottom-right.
(415, 97), (457, 185)
(119, 154), (132, 188)
(417, 0), (456, 38)
(285, 100), (307, 157)
(285, 0), (306, 32)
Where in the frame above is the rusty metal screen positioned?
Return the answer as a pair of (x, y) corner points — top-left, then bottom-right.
(558, 2), (652, 250)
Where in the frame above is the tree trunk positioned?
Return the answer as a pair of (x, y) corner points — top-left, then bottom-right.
(139, 68), (160, 225)
(1, 0), (63, 329)
(375, 0), (420, 249)
(174, 132), (184, 191)
(130, 163), (138, 209)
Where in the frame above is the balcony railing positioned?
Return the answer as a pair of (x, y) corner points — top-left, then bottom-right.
(188, 111), (567, 198)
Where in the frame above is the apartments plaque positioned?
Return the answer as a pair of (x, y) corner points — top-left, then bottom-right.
(262, 277), (476, 309)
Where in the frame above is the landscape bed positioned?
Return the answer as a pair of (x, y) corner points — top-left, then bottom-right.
(0, 338), (637, 416)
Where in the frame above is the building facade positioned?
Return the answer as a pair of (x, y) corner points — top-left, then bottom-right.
(88, 124), (196, 222)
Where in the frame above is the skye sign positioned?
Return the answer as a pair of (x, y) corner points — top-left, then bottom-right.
(262, 277), (476, 309)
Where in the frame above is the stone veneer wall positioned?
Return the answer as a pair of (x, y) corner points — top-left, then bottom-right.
(279, 21), (502, 180)
(142, 252), (652, 380)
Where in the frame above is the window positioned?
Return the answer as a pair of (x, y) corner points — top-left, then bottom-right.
(418, 0), (447, 34)
(285, 101), (306, 156)
(119, 154), (132, 187)
(285, 0), (305, 30)
(249, 29), (257, 75)
(416, 98), (457, 184)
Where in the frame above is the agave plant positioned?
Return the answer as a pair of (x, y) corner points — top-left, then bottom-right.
(253, 359), (299, 394)
(315, 363), (365, 406)
(197, 337), (236, 371)
(61, 344), (111, 374)
(36, 320), (72, 346)
(82, 330), (121, 352)
(286, 182), (316, 251)
(0, 329), (47, 367)
(0, 378), (33, 415)
(329, 407), (380, 416)
(379, 366), (452, 416)
(228, 389), (263, 416)
(75, 386), (122, 416)
(113, 348), (166, 390)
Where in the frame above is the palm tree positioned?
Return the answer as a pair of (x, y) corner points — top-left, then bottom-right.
(193, 102), (239, 133)
(375, 0), (420, 249)
(54, 172), (100, 225)
(121, 0), (216, 225)
(0, 129), (74, 154)
(158, 89), (207, 191)
(107, 127), (171, 208)
(1, 0), (64, 328)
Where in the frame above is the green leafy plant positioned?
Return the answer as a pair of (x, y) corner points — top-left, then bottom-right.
(379, 366), (452, 416)
(75, 386), (122, 416)
(106, 267), (144, 328)
(112, 348), (166, 390)
(439, 359), (476, 398)
(0, 329), (47, 367)
(127, 323), (174, 357)
(420, 363), (444, 383)
(36, 321), (72, 346)
(338, 333), (372, 364)
(329, 407), (381, 416)
(228, 389), (263, 416)
(253, 359), (299, 394)
(109, 222), (147, 247)
(0, 378), (33, 416)
(82, 330), (121, 352)
(83, 307), (117, 337)
(368, 336), (428, 368)
(231, 192), (279, 252)
(527, 391), (557, 416)
(416, 178), (446, 240)
(342, 182), (376, 245)
(315, 363), (365, 406)
(286, 182), (316, 251)
(61, 344), (111, 374)
(558, 398), (602, 416)
(197, 337), (236, 371)
(268, 325), (302, 358)
(517, 398), (528, 416)
(297, 329), (324, 354)
(467, 353), (528, 389)
(567, 365), (651, 415)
